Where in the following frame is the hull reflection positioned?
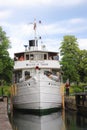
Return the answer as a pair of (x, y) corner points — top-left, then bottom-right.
(11, 111), (65, 130)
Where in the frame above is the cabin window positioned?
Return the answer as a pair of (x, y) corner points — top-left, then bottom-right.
(14, 70), (22, 83)
(14, 55), (18, 61)
(26, 54), (29, 60)
(44, 69), (60, 77)
(44, 54), (47, 59)
(34, 54), (38, 60)
(53, 55), (59, 60)
(51, 69), (59, 75)
(25, 71), (31, 80)
(44, 71), (52, 76)
(30, 54), (34, 60)
(52, 69), (61, 80)
(19, 56), (24, 61)
(38, 54), (44, 60)
(34, 54), (44, 60)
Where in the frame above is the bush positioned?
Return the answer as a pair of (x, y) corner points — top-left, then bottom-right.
(69, 85), (83, 94)
(0, 86), (11, 96)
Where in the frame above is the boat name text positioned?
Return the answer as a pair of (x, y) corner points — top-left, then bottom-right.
(26, 63), (48, 66)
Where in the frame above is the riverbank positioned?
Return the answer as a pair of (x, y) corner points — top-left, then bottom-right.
(65, 94), (87, 116)
(0, 97), (12, 130)
(65, 96), (77, 111)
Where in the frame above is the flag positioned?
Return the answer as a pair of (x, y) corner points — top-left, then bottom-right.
(39, 20), (41, 24)
(33, 20), (36, 30)
(39, 36), (41, 39)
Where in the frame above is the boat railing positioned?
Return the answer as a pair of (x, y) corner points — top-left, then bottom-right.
(14, 58), (59, 61)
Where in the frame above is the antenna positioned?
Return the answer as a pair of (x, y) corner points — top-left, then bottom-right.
(33, 19), (42, 48)
(33, 19), (37, 47)
(28, 19), (42, 50)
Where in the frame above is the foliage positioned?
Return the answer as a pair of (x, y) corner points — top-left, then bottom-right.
(70, 85), (82, 93)
(0, 85), (11, 96)
(77, 50), (87, 83)
(60, 35), (80, 83)
(60, 35), (87, 87)
(0, 26), (13, 84)
(69, 83), (87, 94)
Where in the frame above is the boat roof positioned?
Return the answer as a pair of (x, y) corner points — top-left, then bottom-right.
(14, 50), (59, 55)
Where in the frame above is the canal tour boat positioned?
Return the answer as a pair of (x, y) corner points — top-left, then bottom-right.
(11, 22), (63, 115)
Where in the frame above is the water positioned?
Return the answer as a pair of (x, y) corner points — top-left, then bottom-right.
(9, 110), (87, 130)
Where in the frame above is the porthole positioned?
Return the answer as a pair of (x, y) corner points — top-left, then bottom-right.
(49, 83), (50, 85)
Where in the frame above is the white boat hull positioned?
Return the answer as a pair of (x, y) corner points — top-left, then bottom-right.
(12, 75), (62, 112)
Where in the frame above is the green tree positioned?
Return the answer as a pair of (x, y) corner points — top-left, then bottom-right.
(60, 35), (80, 84)
(0, 26), (13, 85)
(77, 50), (87, 83)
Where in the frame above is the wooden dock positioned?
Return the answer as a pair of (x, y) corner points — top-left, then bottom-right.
(0, 97), (12, 130)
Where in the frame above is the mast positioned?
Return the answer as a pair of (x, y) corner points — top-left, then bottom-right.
(29, 19), (42, 51)
(33, 19), (38, 49)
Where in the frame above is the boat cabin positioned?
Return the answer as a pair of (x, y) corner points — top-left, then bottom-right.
(14, 51), (59, 61)
(14, 40), (59, 61)
(13, 40), (60, 83)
